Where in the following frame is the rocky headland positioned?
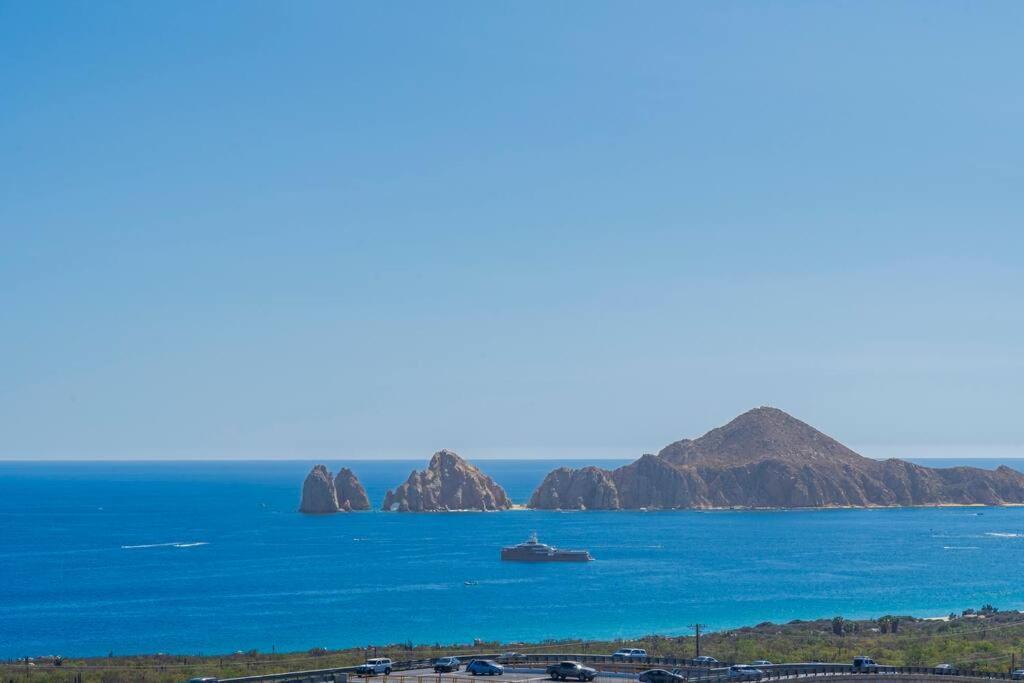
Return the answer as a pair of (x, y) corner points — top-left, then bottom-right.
(529, 406), (1024, 509)
(298, 464), (370, 513)
(300, 408), (1024, 512)
(382, 449), (512, 511)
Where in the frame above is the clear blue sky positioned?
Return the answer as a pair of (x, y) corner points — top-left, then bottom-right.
(2, 2), (1022, 460)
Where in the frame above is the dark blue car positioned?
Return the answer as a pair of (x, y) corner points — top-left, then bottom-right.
(467, 660), (505, 676)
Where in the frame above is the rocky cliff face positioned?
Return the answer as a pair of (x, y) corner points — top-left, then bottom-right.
(299, 464), (341, 513)
(382, 450), (512, 511)
(335, 467), (371, 511)
(299, 464), (370, 513)
(529, 407), (1024, 509)
(528, 466), (620, 510)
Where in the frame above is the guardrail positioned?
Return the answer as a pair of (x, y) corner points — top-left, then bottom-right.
(218, 656), (1024, 683)
(219, 653), (506, 683)
(520, 654), (725, 669)
(718, 666), (1023, 682)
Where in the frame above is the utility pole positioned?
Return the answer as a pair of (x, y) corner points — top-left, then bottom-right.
(692, 624), (706, 659)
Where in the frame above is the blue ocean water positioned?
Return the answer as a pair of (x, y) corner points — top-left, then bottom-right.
(2, 458), (1024, 659)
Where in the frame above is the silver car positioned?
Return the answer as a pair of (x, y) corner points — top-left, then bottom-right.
(727, 666), (764, 681)
(638, 669), (686, 683)
(548, 661), (597, 682)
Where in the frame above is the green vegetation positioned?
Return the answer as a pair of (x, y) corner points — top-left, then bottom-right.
(4, 607), (1024, 683)
(660, 609), (1024, 670)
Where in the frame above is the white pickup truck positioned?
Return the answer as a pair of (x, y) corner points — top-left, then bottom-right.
(357, 658), (393, 676)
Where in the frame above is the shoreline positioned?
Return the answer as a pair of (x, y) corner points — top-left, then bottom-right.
(8, 606), (1024, 683)
(325, 502), (1024, 513)
(12, 606), (1023, 662)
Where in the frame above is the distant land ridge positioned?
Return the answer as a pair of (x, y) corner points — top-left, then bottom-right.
(529, 407), (1024, 509)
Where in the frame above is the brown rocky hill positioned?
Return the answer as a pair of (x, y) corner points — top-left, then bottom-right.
(529, 407), (1024, 509)
(382, 449), (512, 511)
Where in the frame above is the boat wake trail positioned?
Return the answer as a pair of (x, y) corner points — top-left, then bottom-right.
(121, 541), (209, 549)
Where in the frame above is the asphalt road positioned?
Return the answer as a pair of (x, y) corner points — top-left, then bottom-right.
(362, 666), (628, 683)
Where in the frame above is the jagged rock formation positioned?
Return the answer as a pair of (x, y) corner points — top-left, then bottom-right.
(382, 450), (512, 511)
(529, 407), (1024, 509)
(334, 467), (371, 511)
(527, 466), (620, 510)
(299, 464), (341, 513)
(299, 465), (370, 513)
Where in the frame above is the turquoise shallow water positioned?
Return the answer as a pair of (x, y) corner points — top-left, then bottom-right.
(1, 459), (1023, 658)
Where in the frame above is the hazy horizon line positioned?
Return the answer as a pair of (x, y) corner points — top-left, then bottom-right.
(2, 447), (1023, 463)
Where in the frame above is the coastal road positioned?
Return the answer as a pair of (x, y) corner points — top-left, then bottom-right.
(382, 668), (629, 683)
(221, 666), (1020, 683)
(218, 657), (1024, 683)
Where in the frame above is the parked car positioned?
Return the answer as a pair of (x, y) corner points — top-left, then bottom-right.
(467, 660), (505, 676)
(693, 656), (720, 666)
(638, 668), (686, 683)
(934, 664), (957, 675)
(852, 657), (879, 673)
(614, 649), (649, 661)
(187, 679), (218, 683)
(434, 657), (461, 673)
(728, 666), (764, 681)
(1010, 670), (1024, 681)
(357, 658), (393, 676)
(547, 661), (597, 681)
(751, 661), (773, 667)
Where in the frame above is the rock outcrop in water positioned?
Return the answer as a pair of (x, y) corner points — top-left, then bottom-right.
(299, 464), (341, 513)
(299, 464), (370, 513)
(335, 467), (371, 511)
(382, 450), (512, 511)
(529, 407), (1024, 509)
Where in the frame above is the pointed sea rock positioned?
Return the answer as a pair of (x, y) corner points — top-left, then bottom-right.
(335, 467), (371, 511)
(299, 464), (340, 513)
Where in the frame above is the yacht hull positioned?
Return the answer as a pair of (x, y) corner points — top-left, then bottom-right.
(500, 549), (592, 562)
